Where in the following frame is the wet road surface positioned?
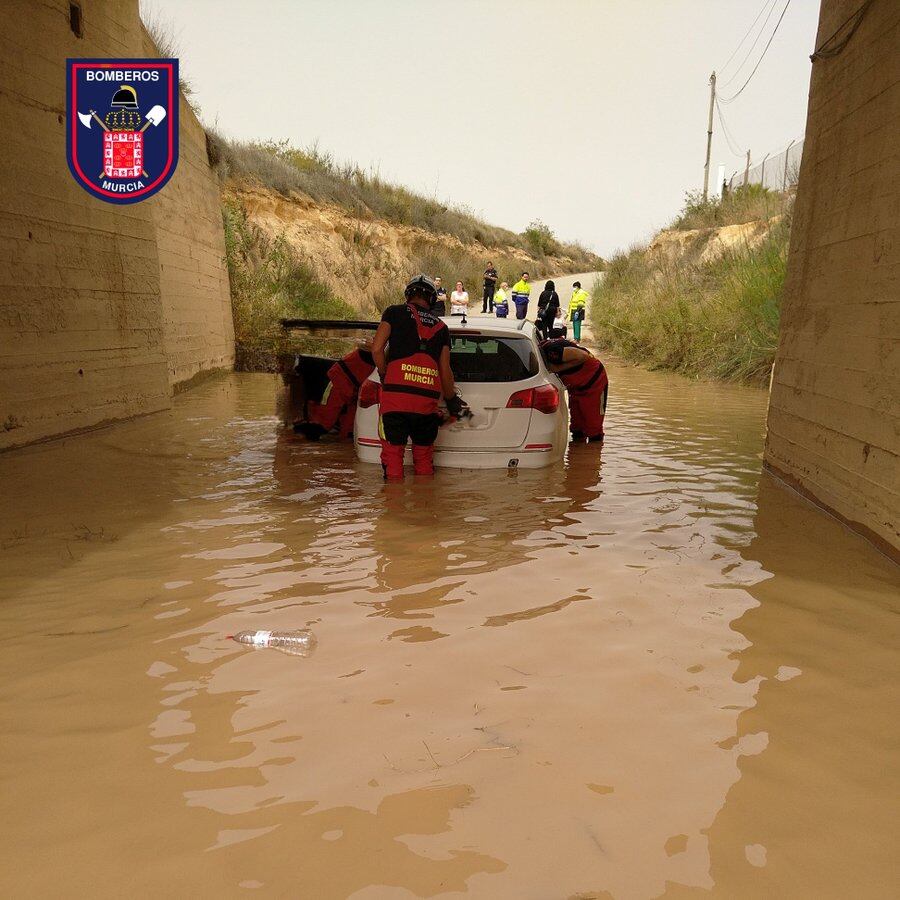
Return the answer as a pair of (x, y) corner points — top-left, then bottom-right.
(1, 363), (897, 898)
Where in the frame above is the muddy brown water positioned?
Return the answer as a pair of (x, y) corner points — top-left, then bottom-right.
(1, 364), (897, 899)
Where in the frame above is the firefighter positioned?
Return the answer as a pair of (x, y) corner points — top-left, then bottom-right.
(296, 341), (376, 440)
(372, 275), (466, 479)
(541, 337), (609, 442)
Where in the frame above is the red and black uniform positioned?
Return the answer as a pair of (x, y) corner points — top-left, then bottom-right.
(379, 302), (450, 477)
(308, 348), (375, 438)
(542, 338), (609, 440)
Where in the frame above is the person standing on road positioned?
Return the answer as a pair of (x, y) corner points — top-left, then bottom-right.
(372, 275), (466, 479)
(482, 262), (498, 313)
(541, 336), (608, 442)
(568, 281), (589, 341)
(511, 272), (531, 320)
(450, 281), (469, 316)
(432, 277), (448, 316)
(536, 280), (560, 339)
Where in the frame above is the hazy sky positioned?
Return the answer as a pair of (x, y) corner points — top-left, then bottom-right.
(146, 0), (821, 256)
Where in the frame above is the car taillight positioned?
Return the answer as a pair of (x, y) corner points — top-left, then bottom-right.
(506, 384), (559, 414)
(359, 379), (381, 409)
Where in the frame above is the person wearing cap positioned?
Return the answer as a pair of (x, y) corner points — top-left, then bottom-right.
(568, 281), (589, 341)
(511, 272), (531, 320)
(372, 275), (466, 479)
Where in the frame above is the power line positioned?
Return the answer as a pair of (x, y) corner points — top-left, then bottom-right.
(720, 0), (793, 104)
(718, 0), (778, 80)
(715, 99), (746, 157)
(721, 0), (781, 89)
(810, 0), (875, 61)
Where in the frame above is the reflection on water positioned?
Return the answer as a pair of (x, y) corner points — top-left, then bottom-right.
(0, 367), (897, 898)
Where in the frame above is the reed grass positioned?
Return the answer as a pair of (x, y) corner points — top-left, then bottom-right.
(591, 194), (790, 384)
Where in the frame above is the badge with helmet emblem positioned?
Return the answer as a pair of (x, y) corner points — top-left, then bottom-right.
(66, 58), (179, 204)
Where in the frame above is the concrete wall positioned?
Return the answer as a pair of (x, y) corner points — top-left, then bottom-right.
(140, 33), (234, 389)
(765, 0), (899, 557)
(0, 0), (233, 450)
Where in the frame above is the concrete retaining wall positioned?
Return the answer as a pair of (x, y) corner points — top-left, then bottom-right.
(0, 0), (233, 450)
(765, 0), (899, 557)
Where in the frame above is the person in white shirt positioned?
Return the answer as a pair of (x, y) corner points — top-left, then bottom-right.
(449, 281), (469, 316)
(550, 305), (567, 338)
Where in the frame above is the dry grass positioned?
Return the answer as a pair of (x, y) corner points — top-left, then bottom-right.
(672, 183), (785, 230)
(592, 193), (791, 384)
(207, 133), (601, 270)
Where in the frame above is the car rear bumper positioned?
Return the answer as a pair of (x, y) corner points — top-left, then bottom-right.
(355, 437), (563, 470)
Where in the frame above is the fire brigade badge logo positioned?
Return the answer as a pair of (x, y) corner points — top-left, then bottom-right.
(66, 58), (179, 204)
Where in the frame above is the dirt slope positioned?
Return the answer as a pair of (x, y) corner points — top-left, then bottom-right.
(225, 183), (586, 314)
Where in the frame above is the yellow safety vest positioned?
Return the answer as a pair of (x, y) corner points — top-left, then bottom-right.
(512, 279), (531, 296)
(568, 288), (588, 319)
(494, 288), (508, 304)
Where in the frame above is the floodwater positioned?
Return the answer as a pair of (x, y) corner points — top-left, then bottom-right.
(1, 365), (897, 899)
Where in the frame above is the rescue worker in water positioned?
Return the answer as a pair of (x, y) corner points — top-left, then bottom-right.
(541, 337), (609, 442)
(372, 275), (466, 479)
(296, 341), (376, 440)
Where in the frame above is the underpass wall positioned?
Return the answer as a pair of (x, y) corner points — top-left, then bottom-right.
(0, 0), (233, 450)
(141, 33), (234, 389)
(764, 0), (899, 557)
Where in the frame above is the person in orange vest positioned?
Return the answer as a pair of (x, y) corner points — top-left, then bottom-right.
(372, 274), (466, 479)
(541, 337), (609, 442)
(296, 341), (375, 440)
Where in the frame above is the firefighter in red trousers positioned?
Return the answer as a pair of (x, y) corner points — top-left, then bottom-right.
(296, 342), (376, 440)
(541, 337), (609, 442)
(372, 275), (466, 479)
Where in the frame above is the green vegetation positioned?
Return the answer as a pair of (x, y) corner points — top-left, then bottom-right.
(523, 219), (562, 256)
(208, 133), (600, 270)
(223, 199), (355, 370)
(591, 188), (790, 384)
(672, 183), (783, 230)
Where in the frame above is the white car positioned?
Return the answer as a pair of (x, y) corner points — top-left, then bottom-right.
(354, 318), (568, 469)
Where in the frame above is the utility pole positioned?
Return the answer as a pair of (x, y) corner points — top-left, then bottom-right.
(703, 71), (716, 201)
(744, 149), (751, 187)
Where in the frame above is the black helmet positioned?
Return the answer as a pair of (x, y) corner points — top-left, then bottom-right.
(404, 274), (437, 304)
(111, 85), (139, 109)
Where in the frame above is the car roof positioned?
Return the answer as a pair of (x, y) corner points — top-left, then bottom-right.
(443, 317), (537, 338)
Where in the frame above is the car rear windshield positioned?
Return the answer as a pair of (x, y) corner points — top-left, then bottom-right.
(449, 334), (538, 382)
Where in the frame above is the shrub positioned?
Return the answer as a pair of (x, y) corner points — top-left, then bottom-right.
(223, 199), (354, 370)
(591, 211), (790, 384)
(672, 184), (784, 231)
(523, 219), (562, 257)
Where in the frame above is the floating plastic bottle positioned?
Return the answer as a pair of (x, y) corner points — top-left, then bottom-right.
(231, 629), (317, 657)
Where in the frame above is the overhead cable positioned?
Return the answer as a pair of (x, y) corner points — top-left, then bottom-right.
(719, 0), (793, 104)
(810, 0), (875, 61)
(718, 0), (778, 80)
(721, 0), (780, 88)
(715, 100), (746, 157)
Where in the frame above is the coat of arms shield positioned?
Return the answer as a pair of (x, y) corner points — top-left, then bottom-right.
(66, 58), (179, 204)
